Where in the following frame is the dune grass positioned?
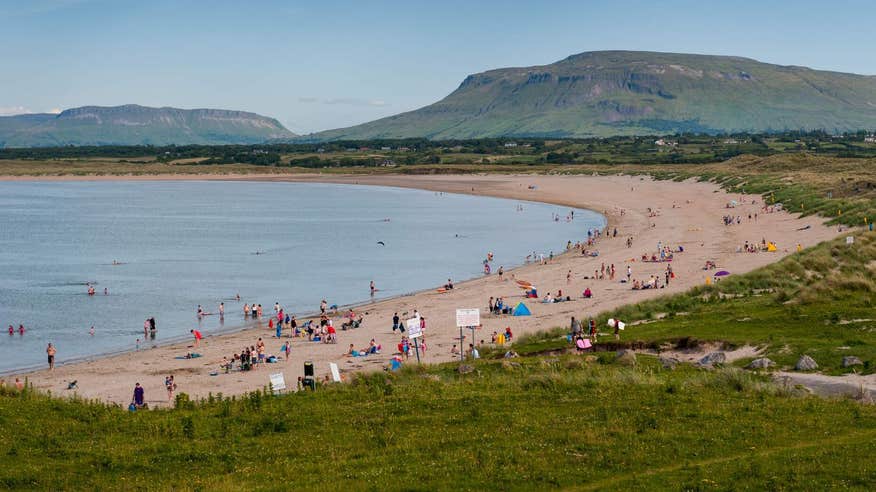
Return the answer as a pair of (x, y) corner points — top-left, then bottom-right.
(513, 231), (876, 375)
(1, 355), (874, 490)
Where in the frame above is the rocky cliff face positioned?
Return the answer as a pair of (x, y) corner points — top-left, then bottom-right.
(0, 105), (295, 147)
(311, 51), (876, 140)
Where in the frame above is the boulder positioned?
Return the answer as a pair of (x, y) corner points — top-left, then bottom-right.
(659, 356), (680, 369)
(457, 364), (475, 374)
(746, 358), (775, 370)
(615, 350), (637, 366)
(699, 352), (727, 366)
(795, 355), (818, 371)
(842, 356), (863, 368)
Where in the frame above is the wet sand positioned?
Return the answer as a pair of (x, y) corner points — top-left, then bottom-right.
(15, 174), (840, 407)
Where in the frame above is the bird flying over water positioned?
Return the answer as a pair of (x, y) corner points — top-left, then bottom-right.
(377, 241), (385, 246)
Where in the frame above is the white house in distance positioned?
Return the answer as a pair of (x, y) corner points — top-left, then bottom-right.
(654, 138), (677, 147)
(504, 142), (518, 148)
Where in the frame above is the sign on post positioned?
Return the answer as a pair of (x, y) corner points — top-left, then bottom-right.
(269, 373), (286, 394)
(456, 308), (480, 327)
(407, 318), (423, 339)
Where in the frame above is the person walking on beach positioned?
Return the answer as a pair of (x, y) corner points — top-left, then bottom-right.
(46, 343), (56, 370)
(392, 312), (400, 332)
(498, 266), (504, 280)
(626, 265), (632, 282)
(165, 375), (176, 403)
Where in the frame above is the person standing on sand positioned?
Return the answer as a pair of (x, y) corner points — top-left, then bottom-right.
(133, 383), (145, 408)
(392, 312), (400, 332)
(190, 329), (203, 348)
(498, 266), (504, 280)
(46, 343), (56, 370)
(320, 299), (327, 314)
(626, 265), (632, 282)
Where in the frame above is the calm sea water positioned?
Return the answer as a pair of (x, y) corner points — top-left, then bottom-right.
(0, 181), (604, 372)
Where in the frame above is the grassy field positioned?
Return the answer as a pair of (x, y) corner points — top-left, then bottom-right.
(512, 231), (876, 376)
(1, 357), (875, 490)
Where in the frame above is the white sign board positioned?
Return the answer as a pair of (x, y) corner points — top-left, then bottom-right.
(329, 362), (341, 382)
(406, 318), (423, 339)
(269, 373), (286, 393)
(846, 236), (855, 245)
(456, 308), (480, 327)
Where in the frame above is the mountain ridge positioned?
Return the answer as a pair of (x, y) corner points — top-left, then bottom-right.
(307, 50), (876, 140)
(0, 104), (295, 147)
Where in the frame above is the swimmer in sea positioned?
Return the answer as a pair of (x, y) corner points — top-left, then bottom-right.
(89, 326), (95, 336)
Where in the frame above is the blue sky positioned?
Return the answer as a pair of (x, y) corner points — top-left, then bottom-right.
(1, 0), (874, 133)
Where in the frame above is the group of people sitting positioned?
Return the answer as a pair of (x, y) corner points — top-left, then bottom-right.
(542, 290), (573, 303)
(220, 338), (279, 373)
(630, 275), (663, 290)
(346, 338), (381, 357)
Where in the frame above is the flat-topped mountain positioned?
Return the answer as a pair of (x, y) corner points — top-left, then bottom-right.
(0, 105), (295, 147)
(310, 50), (876, 140)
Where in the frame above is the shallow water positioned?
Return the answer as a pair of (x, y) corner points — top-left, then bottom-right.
(0, 181), (604, 372)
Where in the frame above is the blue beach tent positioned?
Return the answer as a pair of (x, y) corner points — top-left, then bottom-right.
(512, 302), (531, 316)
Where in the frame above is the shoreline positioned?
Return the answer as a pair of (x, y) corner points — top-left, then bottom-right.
(15, 173), (840, 406)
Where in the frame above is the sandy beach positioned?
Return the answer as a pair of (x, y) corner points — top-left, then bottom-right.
(15, 173), (841, 407)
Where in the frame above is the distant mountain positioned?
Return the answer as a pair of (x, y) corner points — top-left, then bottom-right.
(310, 51), (876, 140)
(0, 105), (296, 147)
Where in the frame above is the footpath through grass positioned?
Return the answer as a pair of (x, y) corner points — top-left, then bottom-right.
(1, 356), (875, 490)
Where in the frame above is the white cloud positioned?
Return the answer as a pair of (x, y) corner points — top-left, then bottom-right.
(0, 106), (34, 116)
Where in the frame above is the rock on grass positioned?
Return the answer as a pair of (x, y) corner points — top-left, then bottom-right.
(747, 358), (775, 370)
(795, 355), (819, 371)
(842, 356), (863, 368)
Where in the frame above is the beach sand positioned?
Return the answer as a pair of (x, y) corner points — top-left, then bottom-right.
(17, 174), (841, 407)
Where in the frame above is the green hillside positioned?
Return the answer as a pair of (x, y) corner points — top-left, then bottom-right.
(311, 51), (876, 140)
(0, 105), (296, 147)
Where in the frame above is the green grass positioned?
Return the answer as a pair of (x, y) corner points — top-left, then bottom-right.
(1, 356), (874, 490)
(513, 231), (876, 375)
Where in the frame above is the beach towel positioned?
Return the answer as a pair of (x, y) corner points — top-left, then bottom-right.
(174, 353), (202, 359)
(576, 338), (592, 350)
